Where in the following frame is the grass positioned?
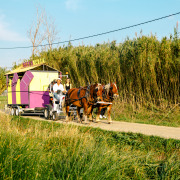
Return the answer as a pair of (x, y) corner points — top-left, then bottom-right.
(0, 112), (179, 179)
(111, 99), (180, 127)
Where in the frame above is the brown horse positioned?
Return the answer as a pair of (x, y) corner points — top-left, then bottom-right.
(65, 83), (103, 123)
(88, 82), (119, 123)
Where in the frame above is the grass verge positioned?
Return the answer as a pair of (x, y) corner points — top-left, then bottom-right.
(0, 112), (179, 179)
(111, 100), (180, 127)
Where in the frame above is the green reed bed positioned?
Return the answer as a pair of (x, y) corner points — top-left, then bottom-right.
(36, 30), (180, 108)
(0, 113), (179, 179)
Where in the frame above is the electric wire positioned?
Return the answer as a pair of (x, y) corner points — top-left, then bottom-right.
(0, 11), (180, 50)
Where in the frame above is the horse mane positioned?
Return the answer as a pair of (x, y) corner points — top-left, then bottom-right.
(104, 83), (110, 95)
(104, 82), (117, 94)
(96, 83), (102, 90)
(113, 82), (117, 89)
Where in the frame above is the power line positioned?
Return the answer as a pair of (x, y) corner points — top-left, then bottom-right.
(0, 11), (180, 50)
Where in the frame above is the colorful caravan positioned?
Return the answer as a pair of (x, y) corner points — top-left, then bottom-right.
(5, 60), (60, 115)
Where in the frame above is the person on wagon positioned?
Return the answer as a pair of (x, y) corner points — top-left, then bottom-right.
(53, 78), (66, 101)
(48, 79), (56, 93)
(64, 77), (72, 92)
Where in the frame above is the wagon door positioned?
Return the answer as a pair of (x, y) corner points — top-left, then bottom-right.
(20, 71), (34, 105)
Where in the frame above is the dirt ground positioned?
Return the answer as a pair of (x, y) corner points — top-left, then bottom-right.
(1, 110), (180, 140)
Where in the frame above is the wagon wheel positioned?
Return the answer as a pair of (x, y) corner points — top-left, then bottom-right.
(52, 112), (58, 121)
(44, 108), (50, 120)
(10, 107), (15, 116)
(15, 108), (19, 116)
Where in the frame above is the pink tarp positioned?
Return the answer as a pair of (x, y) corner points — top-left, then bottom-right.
(29, 91), (50, 108)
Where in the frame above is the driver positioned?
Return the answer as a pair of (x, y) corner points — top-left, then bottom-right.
(53, 78), (66, 101)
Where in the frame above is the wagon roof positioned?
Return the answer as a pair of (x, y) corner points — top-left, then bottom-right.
(5, 63), (59, 75)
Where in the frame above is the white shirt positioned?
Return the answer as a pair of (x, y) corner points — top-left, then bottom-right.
(53, 83), (64, 92)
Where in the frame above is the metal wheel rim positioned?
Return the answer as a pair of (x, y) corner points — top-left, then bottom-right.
(15, 109), (19, 116)
(44, 109), (48, 118)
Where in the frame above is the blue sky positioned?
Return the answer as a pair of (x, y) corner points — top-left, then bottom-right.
(0, 0), (180, 68)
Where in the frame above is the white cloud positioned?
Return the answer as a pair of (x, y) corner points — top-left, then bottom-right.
(65, 0), (81, 11)
(0, 14), (27, 42)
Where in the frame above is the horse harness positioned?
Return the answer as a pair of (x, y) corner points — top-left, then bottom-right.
(66, 86), (90, 105)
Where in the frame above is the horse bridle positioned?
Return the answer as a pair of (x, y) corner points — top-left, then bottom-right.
(102, 86), (114, 102)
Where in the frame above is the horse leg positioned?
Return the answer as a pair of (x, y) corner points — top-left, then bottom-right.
(62, 97), (66, 112)
(107, 105), (112, 124)
(95, 106), (102, 123)
(87, 106), (93, 121)
(76, 107), (81, 123)
(65, 105), (70, 122)
(83, 104), (89, 124)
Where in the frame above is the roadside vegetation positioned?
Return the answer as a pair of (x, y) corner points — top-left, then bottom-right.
(111, 98), (180, 127)
(0, 112), (179, 179)
(0, 96), (7, 110)
(0, 67), (7, 95)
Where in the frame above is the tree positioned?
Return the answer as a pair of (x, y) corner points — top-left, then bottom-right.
(27, 7), (46, 55)
(0, 67), (7, 94)
(27, 6), (59, 55)
(44, 14), (59, 50)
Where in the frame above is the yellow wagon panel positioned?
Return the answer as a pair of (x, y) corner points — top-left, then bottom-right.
(8, 79), (12, 104)
(16, 79), (21, 104)
(29, 71), (58, 91)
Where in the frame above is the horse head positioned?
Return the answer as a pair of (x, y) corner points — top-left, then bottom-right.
(104, 82), (119, 100)
(110, 82), (119, 98)
(91, 83), (103, 102)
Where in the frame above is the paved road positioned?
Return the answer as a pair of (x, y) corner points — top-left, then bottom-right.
(1, 110), (180, 140)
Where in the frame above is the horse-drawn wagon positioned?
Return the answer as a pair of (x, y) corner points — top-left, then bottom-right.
(5, 59), (119, 123)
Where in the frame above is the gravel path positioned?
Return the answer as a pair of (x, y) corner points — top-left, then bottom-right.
(20, 114), (180, 140)
(1, 110), (180, 140)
